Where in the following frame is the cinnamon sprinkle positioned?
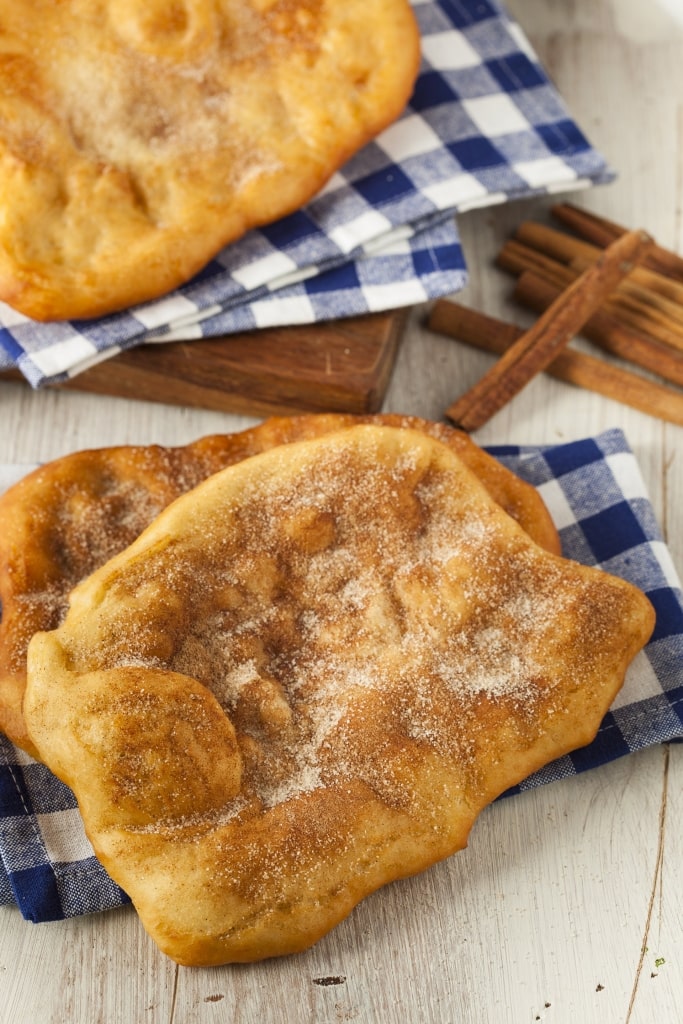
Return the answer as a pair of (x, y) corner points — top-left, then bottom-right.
(86, 433), (622, 819)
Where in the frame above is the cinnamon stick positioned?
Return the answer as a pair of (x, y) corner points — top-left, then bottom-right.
(498, 236), (683, 354)
(504, 226), (683, 306)
(428, 300), (683, 427)
(444, 228), (653, 431)
(551, 203), (683, 284)
(512, 272), (683, 388)
(570, 255), (683, 344)
(496, 240), (575, 290)
(570, 257), (683, 329)
(515, 221), (598, 266)
(549, 206), (622, 248)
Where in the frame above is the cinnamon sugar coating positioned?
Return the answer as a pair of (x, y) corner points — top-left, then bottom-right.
(0, 1), (419, 319)
(0, 414), (559, 757)
(24, 425), (654, 965)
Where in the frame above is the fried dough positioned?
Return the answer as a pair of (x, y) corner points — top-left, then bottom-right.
(25, 425), (654, 965)
(0, 1), (420, 320)
(0, 413), (559, 756)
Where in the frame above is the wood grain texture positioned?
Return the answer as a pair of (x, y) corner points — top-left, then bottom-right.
(0, 0), (681, 1021)
(0, 311), (407, 416)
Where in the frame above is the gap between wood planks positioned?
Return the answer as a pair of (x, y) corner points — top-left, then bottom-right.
(169, 964), (180, 1024)
(624, 743), (671, 1021)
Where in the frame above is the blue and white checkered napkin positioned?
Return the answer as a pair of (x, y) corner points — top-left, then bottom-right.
(0, 428), (680, 923)
(0, 0), (613, 388)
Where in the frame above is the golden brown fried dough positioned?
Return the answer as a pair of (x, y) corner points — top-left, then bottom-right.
(25, 425), (654, 965)
(0, 0), (420, 319)
(0, 414), (559, 756)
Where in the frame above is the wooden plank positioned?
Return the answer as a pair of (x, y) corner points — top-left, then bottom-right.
(0, 311), (407, 417)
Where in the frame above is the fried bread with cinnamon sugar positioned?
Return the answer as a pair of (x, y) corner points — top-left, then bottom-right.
(25, 425), (654, 965)
(0, 0), (419, 320)
(0, 413), (560, 757)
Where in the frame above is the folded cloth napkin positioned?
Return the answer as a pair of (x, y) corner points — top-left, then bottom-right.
(0, 428), (680, 923)
(0, 0), (613, 388)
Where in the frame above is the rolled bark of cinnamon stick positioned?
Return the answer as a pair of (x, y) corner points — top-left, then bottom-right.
(498, 235), (683, 353)
(551, 203), (683, 284)
(444, 228), (654, 431)
(427, 300), (683, 427)
(513, 272), (683, 387)
(500, 230), (683, 306)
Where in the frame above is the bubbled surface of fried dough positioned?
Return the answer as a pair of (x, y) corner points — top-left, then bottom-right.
(0, 413), (559, 757)
(0, 0), (420, 320)
(24, 425), (654, 965)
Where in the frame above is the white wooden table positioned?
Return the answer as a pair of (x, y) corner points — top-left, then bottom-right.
(0, 1), (681, 1021)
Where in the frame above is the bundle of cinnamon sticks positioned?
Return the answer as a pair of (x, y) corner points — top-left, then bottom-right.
(429, 204), (683, 430)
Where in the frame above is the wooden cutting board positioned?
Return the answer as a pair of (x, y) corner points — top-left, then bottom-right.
(1, 311), (407, 417)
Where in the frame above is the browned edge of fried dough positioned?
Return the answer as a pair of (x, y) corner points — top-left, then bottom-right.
(0, 414), (559, 755)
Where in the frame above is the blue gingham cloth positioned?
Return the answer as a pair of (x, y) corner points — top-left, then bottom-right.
(0, 0), (613, 388)
(0, 428), (680, 923)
